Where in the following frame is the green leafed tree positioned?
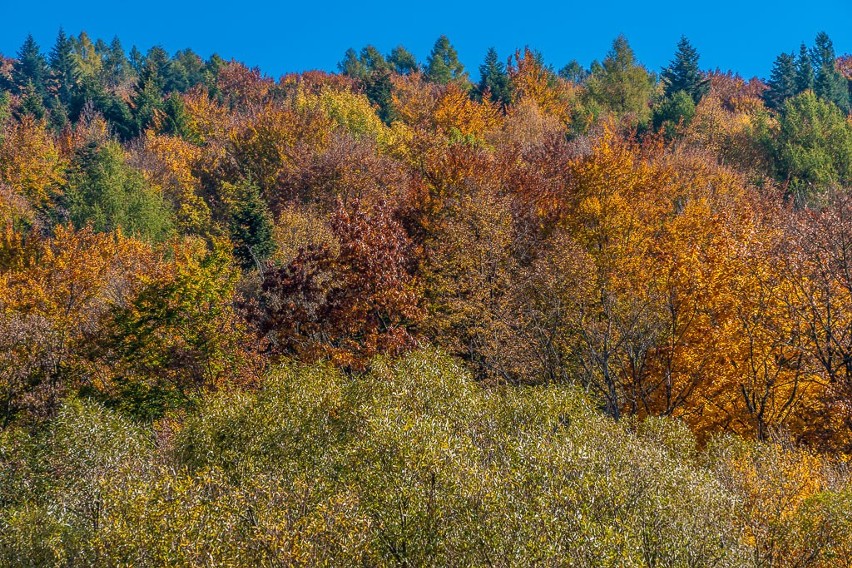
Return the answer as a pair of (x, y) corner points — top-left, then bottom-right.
(585, 35), (655, 125)
(425, 35), (468, 85)
(812, 32), (850, 113)
(9, 35), (49, 99)
(66, 141), (174, 242)
(49, 28), (76, 108)
(776, 90), (852, 203)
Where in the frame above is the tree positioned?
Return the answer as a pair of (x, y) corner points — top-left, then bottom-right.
(795, 44), (814, 93)
(248, 200), (423, 369)
(94, 238), (252, 418)
(389, 45), (419, 75)
(812, 32), (849, 113)
(775, 91), (852, 204)
(66, 141), (174, 242)
(0, 115), (66, 210)
(101, 37), (132, 89)
(425, 35), (467, 85)
(225, 179), (275, 270)
(661, 36), (709, 103)
(558, 60), (587, 84)
(652, 89), (696, 136)
(585, 36), (655, 125)
(10, 35), (48, 98)
(764, 52), (797, 110)
(49, 28), (76, 109)
(477, 47), (511, 107)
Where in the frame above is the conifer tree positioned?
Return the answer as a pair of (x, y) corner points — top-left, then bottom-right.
(49, 28), (76, 108)
(661, 36), (709, 103)
(227, 179), (275, 271)
(425, 35), (467, 85)
(586, 35), (655, 124)
(795, 43), (814, 93)
(388, 46), (419, 75)
(764, 52), (798, 110)
(812, 32), (849, 113)
(477, 47), (511, 106)
(11, 35), (48, 98)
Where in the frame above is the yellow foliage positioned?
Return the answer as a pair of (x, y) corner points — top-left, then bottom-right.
(0, 116), (67, 210)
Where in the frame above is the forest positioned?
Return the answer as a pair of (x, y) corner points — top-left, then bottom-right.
(1, 28), (852, 565)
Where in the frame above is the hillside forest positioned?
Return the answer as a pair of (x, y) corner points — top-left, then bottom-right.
(2, 30), (852, 565)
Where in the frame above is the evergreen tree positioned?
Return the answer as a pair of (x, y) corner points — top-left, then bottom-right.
(477, 47), (511, 106)
(227, 179), (275, 270)
(661, 36), (709, 103)
(795, 44), (814, 93)
(559, 60), (589, 84)
(338, 48), (366, 79)
(338, 46), (395, 123)
(812, 32), (849, 113)
(102, 37), (132, 89)
(764, 52), (798, 110)
(388, 46), (419, 75)
(652, 89), (696, 137)
(129, 46), (145, 75)
(11, 35), (48, 97)
(425, 35), (467, 85)
(49, 28), (76, 108)
(131, 47), (167, 134)
(18, 82), (47, 120)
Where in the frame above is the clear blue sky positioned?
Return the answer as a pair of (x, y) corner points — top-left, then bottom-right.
(1, 0), (851, 81)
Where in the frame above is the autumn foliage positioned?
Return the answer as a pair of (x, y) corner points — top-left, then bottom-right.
(2, 29), (852, 565)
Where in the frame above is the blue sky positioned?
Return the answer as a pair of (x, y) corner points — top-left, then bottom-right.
(1, 0), (851, 81)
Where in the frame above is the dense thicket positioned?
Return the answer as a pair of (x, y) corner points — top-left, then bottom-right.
(2, 30), (852, 565)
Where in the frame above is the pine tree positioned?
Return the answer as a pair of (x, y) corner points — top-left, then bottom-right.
(661, 36), (709, 103)
(425, 35), (467, 85)
(795, 44), (814, 93)
(764, 52), (798, 110)
(477, 47), (511, 106)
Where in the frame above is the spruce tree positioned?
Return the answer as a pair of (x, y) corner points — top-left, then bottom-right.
(477, 47), (511, 106)
(812, 32), (849, 113)
(661, 36), (709, 103)
(425, 35), (467, 85)
(764, 52), (798, 110)
(11, 35), (48, 97)
(795, 44), (814, 93)
(227, 179), (275, 271)
(49, 28), (76, 108)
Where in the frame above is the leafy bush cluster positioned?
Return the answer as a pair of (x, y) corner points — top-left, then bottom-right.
(4, 350), (852, 566)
